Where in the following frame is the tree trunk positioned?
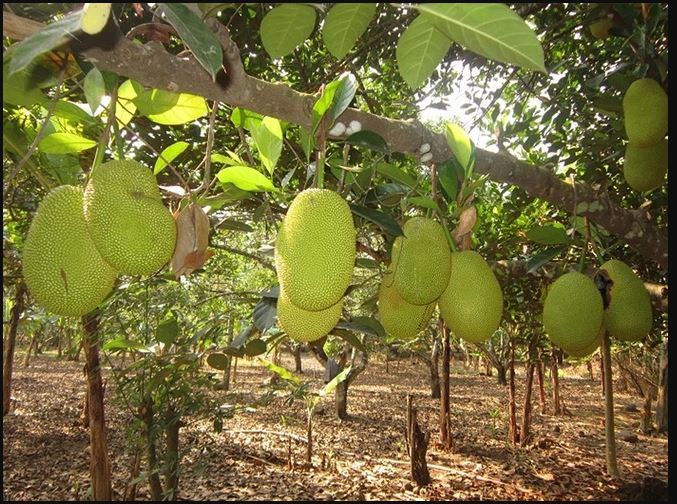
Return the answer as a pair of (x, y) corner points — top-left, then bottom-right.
(81, 390), (90, 428)
(485, 358), (492, 377)
(57, 329), (62, 358)
(306, 410), (313, 466)
(82, 311), (112, 501)
(655, 342), (668, 433)
(520, 362), (535, 446)
(142, 396), (163, 501)
(536, 360), (546, 415)
(429, 336), (441, 400)
(294, 345), (303, 373)
(551, 360), (561, 416)
(508, 340), (518, 445)
(3, 282), (26, 416)
(439, 322), (453, 450)
(640, 393), (653, 435)
(336, 380), (348, 420)
(495, 362), (507, 385)
(164, 413), (180, 500)
(601, 331), (620, 477)
(587, 360), (594, 381)
(23, 329), (40, 367)
(406, 394), (431, 486)
(231, 357), (238, 384)
(600, 354), (606, 397)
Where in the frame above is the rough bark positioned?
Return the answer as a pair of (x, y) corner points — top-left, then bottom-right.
(406, 395), (431, 486)
(82, 311), (112, 501)
(1, 10), (668, 271)
(587, 360), (594, 381)
(496, 363), (508, 386)
(551, 360), (561, 416)
(508, 341), (518, 446)
(536, 360), (546, 415)
(429, 336), (441, 400)
(640, 394), (653, 435)
(164, 413), (180, 501)
(439, 322), (452, 450)
(601, 331), (620, 477)
(520, 362), (535, 446)
(336, 381), (348, 420)
(23, 329), (39, 367)
(293, 345), (303, 373)
(142, 396), (163, 501)
(655, 343), (668, 433)
(3, 282), (26, 416)
(306, 411), (313, 465)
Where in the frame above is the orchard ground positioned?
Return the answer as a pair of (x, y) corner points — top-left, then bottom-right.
(2, 352), (668, 501)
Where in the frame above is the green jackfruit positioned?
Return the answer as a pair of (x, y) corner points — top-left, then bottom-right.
(277, 289), (343, 343)
(275, 188), (356, 312)
(83, 160), (177, 275)
(391, 217), (451, 306)
(378, 270), (435, 341)
(623, 78), (668, 146)
(543, 271), (603, 354)
(438, 251), (503, 343)
(567, 324), (603, 358)
(600, 260), (652, 342)
(22, 185), (118, 317)
(623, 139), (667, 193)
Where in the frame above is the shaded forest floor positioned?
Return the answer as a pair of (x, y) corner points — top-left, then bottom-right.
(2, 352), (669, 501)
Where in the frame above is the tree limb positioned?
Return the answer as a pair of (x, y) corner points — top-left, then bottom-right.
(2, 10), (667, 271)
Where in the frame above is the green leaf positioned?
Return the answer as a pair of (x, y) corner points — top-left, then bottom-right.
(345, 130), (389, 154)
(231, 107), (263, 131)
(83, 67), (105, 114)
(156, 317), (179, 346)
(408, 196), (441, 212)
(329, 73), (358, 122)
(216, 218), (253, 232)
(365, 183), (409, 207)
(526, 245), (567, 273)
(417, 3), (546, 74)
(2, 62), (47, 107)
(216, 166), (277, 192)
(258, 358), (302, 385)
(349, 204), (403, 236)
(396, 14), (451, 90)
(299, 127), (314, 162)
(8, 12), (81, 76)
(251, 116), (283, 175)
(318, 366), (351, 397)
(375, 162), (418, 189)
(311, 81), (339, 135)
(260, 4), (317, 59)
(135, 89), (208, 125)
(38, 133), (97, 154)
(525, 225), (570, 245)
(52, 101), (96, 124)
(103, 338), (146, 352)
(444, 123), (474, 172)
(158, 3), (223, 81)
(436, 158), (460, 202)
(154, 141), (190, 175)
(355, 257), (379, 269)
(206, 352), (229, 370)
(244, 339), (267, 357)
(116, 79), (142, 128)
(322, 3), (376, 59)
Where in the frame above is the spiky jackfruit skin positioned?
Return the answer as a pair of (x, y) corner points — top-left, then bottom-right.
(277, 289), (343, 343)
(623, 78), (668, 147)
(22, 186), (118, 317)
(623, 139), (667, 193)
(600, 260), (652, 342)
(391, 217), (451, 306)
(438, 251), (502, 343)
(83, 160), (177, 275)
(275, 188), (356, 312)
(543, 272), (603, 354)
(378, 271), (435, 341)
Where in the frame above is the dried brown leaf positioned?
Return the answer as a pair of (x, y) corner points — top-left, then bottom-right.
(170, 202), (212, 277)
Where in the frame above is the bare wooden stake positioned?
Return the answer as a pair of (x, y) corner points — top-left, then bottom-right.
(406, 394), (431, 486)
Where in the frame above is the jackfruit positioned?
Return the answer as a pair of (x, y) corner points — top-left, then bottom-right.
(80, 3), (112, 35)
(275, 188), (356, 311)
(277, 289), (343, 343)
(623, 78), (668, 146)
(391, 217), (451, 305)
(567, 324), (603, 358)
(378, 270), (435, 341)
(623, 139), (667, 193)
(599, 260), (652, 341)
(83, 159), (177, 275)
(543, 271), (603, 354)
(22, 185), (118, 317)
(438, 250), (503, 343)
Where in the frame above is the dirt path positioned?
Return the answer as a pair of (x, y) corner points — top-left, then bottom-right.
(2, 353), (668, 500)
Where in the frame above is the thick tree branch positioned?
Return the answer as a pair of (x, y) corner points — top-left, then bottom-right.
(2, 10), (667, 271)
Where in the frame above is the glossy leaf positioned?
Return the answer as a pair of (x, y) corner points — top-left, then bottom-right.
(115, 79), (142, 128)
(260, 4), (317, 59)
(318, 366), (351, 397)
(206, 352), (230, 370)
(83, 67), (105, 114)
(526, 224), (570, 245)
(445, 122), (474, 172)
(322, 3), (376, 59)
(345, 130), (389, 154)
(251, 116), (283, 175)
(526, 245), (567, 273)
(159, 3), (223, 80)
(258, 358), (302, 385)
(376, 161), (417, 188)
(244, 339), (267, 357)
(349, 204), (403, 236)
(134, 89), (208, 125)
(396, 14), (451, 90)
(156, 317), (179, 346)
(408, 195), (441, 212)
(418, 3), (546, 74)
(38, 132), (97, 154)
(216, 166), (277, 192)
(253, 297), (277, 332)
(154, 140), (189, 174)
